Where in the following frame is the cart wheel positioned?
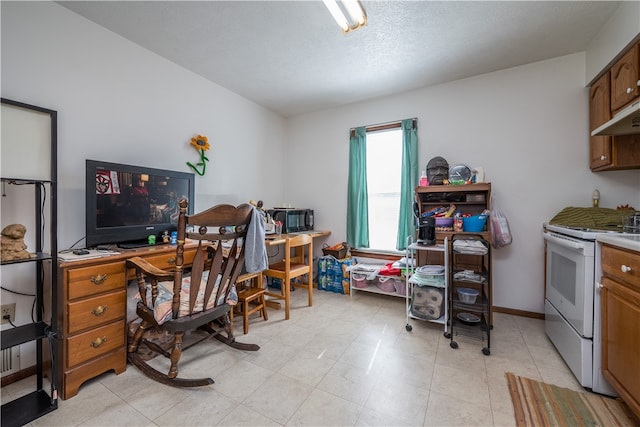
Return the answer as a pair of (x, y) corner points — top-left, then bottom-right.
(482, 347), (490, 356)
(444, 332), (451, 338)
(450, 341), (458, 349)
(405, 324), (412, 332)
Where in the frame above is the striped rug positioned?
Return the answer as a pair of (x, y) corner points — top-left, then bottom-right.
(505, 372), (640, 427)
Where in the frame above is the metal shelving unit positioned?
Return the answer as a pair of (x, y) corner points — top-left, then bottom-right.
(1, 98), (58, 427)
(448, 234), (491, 355)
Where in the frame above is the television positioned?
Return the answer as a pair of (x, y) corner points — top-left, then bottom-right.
(85, 159), (195, 248)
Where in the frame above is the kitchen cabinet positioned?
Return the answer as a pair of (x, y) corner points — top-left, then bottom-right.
(600, 243), (640, 419)
(0, 99), (58, 427)
(589, 42), (640, 171)
(610, 42), (640, 113)
(55, 244), (199, 399)
(589, 73), (613, 170)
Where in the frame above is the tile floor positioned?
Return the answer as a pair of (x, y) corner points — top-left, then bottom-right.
(3, 287), (584, 426)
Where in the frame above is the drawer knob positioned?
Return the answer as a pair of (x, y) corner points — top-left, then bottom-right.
(167, 257), (176, 265)
(626, 87), (634, 94)
(90, 274), (108, 285)
(621, 265), (632, 273)
(90, 336), (107, 348)
(91, 305), (108, 316)
(600, 155), (607, 161)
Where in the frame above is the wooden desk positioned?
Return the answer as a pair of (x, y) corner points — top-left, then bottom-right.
(54, 241), (203, 399)
(263, 230), (330, 309)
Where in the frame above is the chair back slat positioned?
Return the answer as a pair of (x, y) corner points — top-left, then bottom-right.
(168, 201), (252, 317)
(187, 242), (206, 314)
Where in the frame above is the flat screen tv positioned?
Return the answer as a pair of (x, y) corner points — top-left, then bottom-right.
(85, 159), (195, 248)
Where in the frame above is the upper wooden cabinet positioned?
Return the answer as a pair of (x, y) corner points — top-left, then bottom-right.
(589, 73), (613, 170)
(610, 43), (640, 113)
(589, 41), (640, 172)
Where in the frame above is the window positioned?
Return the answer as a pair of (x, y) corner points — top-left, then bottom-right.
(366, 129), (402, 251)
(347, 119), (417, 252)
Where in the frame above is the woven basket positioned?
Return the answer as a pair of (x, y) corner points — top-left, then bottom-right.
(322, 243), (348, 259)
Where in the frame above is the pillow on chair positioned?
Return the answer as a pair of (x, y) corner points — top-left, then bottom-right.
(133, 271), (238, 325)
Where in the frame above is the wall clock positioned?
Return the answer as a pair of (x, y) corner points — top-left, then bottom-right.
(448, 164), (472, 184)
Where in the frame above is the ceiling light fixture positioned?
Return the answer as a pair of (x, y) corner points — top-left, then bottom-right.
(323, 0), (367, 34)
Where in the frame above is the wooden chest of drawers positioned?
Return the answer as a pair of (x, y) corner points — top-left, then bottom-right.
(56, 243), (201, 399)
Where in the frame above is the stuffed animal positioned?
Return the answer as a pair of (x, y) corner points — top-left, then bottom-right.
(1, 224), (31, 261)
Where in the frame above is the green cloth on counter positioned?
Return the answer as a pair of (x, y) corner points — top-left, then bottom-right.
(549, 207), (637, 231)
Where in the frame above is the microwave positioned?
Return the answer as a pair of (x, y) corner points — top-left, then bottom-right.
(267, 209), (314, 233)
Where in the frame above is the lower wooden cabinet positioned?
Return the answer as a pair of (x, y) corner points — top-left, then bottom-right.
(600, 244), (640, 419)
(56, 243), (200, 399)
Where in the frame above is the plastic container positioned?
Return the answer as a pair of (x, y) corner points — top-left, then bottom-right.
(393, 278), (406, 296)
(419, 171), (428, 186)
(376, 276), (397, 293)
(352, 273), (368, 288)
(457, 287), (479, 304)
(462, 215), (488, 232)
(623, 213), (640, 233)
(435, 217), (454, 229)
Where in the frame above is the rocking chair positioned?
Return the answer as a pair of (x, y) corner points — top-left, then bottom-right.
(126, 200), (259, 387)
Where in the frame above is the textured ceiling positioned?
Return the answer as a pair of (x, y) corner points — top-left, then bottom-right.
(58, 1), (621, 117)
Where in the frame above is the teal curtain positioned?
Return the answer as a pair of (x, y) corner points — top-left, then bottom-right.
(396, 119), (418, 250)
(347, 127), (369, 248)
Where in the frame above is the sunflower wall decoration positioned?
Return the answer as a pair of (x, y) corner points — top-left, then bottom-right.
(186, 134), (210, 176)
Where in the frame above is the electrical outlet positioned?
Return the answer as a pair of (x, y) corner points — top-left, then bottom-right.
(1, 303), (16, 325)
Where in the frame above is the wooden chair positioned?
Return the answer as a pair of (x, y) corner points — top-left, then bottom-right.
(126, 200), (259, 387)
(264, 233), (313, 320)
(232, 272), (268, 334)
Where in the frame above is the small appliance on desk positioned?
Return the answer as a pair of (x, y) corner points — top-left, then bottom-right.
(267, 208), (314, 233)
(414, 201), (435, 245)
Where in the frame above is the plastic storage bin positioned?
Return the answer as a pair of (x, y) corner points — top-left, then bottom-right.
(376, 276), (397, 293)
(393, 277), (406, 296)
(352, 273), (368, 289)
(463, 215), (488, 232)
(457, 287), (479, 303)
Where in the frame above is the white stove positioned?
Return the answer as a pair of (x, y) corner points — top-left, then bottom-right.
(542, 222), (619, 396)
(543, 223), (625, 240)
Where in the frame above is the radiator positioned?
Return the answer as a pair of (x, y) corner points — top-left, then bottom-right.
(0, 347), (20, 377)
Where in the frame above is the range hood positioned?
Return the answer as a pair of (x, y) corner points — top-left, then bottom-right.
(592, 100), (640, 136)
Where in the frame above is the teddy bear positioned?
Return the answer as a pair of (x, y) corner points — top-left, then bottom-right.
(1, 224), (31, 261)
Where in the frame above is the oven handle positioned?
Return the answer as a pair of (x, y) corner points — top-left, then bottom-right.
(543, 232), (587, 251)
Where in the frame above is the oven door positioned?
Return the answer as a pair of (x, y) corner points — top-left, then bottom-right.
(543, 232), (595, 338)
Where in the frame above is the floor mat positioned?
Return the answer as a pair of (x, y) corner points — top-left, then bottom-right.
(505, 372), (639, 427)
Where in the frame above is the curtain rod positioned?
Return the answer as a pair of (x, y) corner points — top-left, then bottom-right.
(350, 117), (417, 133)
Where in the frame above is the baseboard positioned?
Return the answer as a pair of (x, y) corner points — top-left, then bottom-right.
(1, 364), (37, 387)
(493, 305), (544, 319)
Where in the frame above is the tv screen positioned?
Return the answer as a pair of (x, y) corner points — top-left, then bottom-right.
(85, 160), (195, 247)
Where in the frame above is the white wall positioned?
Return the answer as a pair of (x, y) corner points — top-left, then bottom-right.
(1, 1), (287, 368)
(286, 53), (640, 315)
(585, 1), (640, 84)
(1, 1), (288, 251)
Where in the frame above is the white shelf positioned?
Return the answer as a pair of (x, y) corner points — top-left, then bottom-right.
(405, 236), (449, 334)
(407, 308), (446, 325)
(351, 280), (406, 297)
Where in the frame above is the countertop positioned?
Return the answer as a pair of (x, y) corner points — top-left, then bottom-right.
(596, 233), (640, 253)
